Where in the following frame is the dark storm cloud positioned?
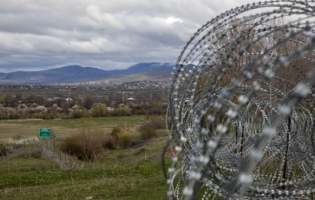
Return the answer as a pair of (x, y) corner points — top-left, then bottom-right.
(0, 0), (260, 72)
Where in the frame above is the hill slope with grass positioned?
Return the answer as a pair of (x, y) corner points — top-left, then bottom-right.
(0, 116), (170, 200)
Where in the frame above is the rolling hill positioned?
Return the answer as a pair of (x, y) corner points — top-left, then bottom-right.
(0, 62), (174, 84)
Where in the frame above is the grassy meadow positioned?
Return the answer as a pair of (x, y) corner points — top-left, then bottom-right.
(0, 116), (170, 200)
(0, 116), (144, 140)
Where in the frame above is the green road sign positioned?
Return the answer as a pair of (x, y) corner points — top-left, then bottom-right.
(39, 128), (51, 139)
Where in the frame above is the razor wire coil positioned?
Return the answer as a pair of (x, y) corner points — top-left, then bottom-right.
(167, 1), (315, 199)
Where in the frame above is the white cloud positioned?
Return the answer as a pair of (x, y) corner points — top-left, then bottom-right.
(0, 0), (265, 72)
(86, 5), (124, 30)
(164, 17), (183, 25)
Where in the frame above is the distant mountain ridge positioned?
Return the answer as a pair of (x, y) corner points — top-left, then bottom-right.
(0, 62), (174, 84)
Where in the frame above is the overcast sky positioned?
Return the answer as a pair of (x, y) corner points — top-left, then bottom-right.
(0, 0), (259, 72)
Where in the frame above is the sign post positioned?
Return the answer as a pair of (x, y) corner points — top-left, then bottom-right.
(39, 128), (51, 139)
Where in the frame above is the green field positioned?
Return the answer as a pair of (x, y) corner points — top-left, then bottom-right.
(0, 116), (170, 200)
(0, 116), (144, 141)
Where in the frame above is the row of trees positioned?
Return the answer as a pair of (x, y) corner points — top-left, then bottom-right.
(0, 100), (166, 120)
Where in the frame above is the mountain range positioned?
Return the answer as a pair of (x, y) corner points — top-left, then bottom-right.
(0, 62), (174, 84)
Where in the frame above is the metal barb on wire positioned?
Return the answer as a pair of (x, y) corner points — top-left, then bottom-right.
(166, 1), (315, 199)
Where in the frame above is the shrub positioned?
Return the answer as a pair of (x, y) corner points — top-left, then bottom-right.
(17, 111), (30, 119)
(91, 103), (108, 117)
(71, 109), (85, 119)
(0, 97), (5, 105)
(60, 136), (84, 159)
(60, 129), (106, 161)
(83, 97), (93, 109)
(31, 112), (44, 119)
(150, 101), (165, 115)
(0, 109), (8, 119)
(136, 117), (165, 140)
(0, 143), (10, 157)
(103, 136), (116, 150)
(112, 105), (132, 116)
(73, 109), (90, 119)
(139, 124), (158, 139)
(148, 118), (166, 129)
(110, 126), (132, 148)
(117, 131), (132, 148)
(6, 108), (20, 119)
(110, 127), (122, 141)
(42, 111), (57, 119)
